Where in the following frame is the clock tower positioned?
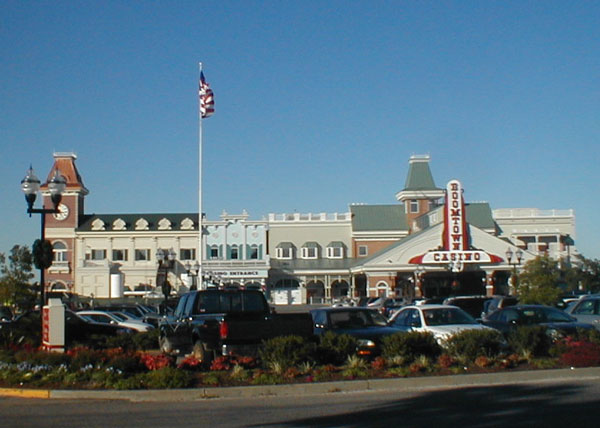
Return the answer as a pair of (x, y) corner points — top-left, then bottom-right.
(41, 153), (89, 295)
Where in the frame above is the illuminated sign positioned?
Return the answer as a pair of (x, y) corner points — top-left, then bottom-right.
(409, 180), (503, 268)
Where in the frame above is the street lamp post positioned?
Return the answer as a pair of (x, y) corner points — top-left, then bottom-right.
(156, 248), (176, 313)
(505, 247), (523, 296)
(414, 265), (426, 298)
(21, 166), (66, 309)
(185, 261), (201, 291)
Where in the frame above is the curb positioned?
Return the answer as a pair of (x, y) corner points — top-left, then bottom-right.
(4, 367), (600, 402)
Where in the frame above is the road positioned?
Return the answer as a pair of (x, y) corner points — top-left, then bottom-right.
(2, 376), (599, 428)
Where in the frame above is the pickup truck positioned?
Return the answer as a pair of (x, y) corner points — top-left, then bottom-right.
(158, 289), (314, 363)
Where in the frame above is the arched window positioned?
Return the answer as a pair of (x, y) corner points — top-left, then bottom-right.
(53, 242), (67, 262)
(376, 281), (390, 297)
(230, 244), (239, 260)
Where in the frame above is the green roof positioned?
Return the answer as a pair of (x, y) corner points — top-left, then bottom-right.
(350, 205), (407, 232)
(465, 203), (496, 230)
(404, 157), (441, 191)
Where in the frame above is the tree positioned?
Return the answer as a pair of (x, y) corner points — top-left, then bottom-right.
(572, 255), (600, 293)
(517, 255), (562, 305)
(0, 245), (37, 312)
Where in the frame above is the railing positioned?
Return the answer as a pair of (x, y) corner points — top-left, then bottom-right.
(493, 208), (574, 218)
(268, 212), (352, 222)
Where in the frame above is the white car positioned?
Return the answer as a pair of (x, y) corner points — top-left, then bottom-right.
(388, 304), (494, 344)
(77, 310), (154, 332)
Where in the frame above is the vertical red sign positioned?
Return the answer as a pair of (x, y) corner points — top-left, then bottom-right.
(42, 306), (50, 344)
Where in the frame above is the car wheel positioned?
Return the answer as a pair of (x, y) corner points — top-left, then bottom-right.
(192, 340), (214, 365)
(159, 335), (173, 353)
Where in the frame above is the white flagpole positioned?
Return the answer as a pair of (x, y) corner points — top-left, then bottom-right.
(198, 62), (204, 289)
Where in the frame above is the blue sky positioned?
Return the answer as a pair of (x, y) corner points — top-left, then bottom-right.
(1, 1), (599, 259)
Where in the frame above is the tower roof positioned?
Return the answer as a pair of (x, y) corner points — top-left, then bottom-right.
(396, 155), (444, 202)
(41, 152), (89, 195)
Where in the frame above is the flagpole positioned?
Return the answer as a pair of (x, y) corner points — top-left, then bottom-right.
(198, 62), (204, 289)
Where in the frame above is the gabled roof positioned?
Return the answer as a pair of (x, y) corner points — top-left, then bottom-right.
(350, 204), (407, 232)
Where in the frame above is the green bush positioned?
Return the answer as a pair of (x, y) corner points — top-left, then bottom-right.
(259, 335), (316, 369)
(508, 326), (553, 357)
(317, 331), (358, 365)
(381, 331), (441, 364)
(445, 329), (506, 363)
(141, 367), (194, 389)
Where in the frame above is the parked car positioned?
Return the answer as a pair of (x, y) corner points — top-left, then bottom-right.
(94, 303), (166, 326)
(0, 309), (134, 346)
(564, 296), (600, 330)
(310, 307), (404, 357)
(367, 297), (406, 317)
(0, 306), (14, 322)
(481, 295), (518, 317)
(480, 304), (594, 340)
(387, 304), (494, 344)
(443, 296), (492, 319)
(159, 289), (314, 363)
(77, 310), (154, 332)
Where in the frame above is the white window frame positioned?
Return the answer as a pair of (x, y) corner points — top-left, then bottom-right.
(135, 249), (151, 261)
(90, 249), (107, 261)
(301, 246), (318, 259)
(276, 247), (293, 259)
(112, 249), (128, 261)
(180, 248), (196, 261)
(410, 200), (419, 213)
(358, 245), (368, 257)
(327, 246), (344, 259)
(53, 242), (68, 262)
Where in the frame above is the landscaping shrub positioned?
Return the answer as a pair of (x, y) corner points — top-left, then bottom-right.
(139, 353), (174, 371)
(66, 347), (107, 370)
(381, 331), (441, 364)
(508, 326), (552, 357)
(259, 335), (316, 369)
(107, 352), (146, 375)
(558, 338), (600, 368)
(445, 329), (505, 363)
(317, 331), (358, 365)
(141, 367), (194, 389)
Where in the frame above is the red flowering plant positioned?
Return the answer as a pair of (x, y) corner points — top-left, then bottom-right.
(177, 355), (203, 371)
(139, 353), (174, 371)
(559, 337), (600, 368)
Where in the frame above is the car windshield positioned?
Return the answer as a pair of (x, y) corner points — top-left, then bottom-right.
(422, 308), (477, 326)
(518, 307), (574, 324)
(109, 313), (126, 322)
(329, 310), (388, 328)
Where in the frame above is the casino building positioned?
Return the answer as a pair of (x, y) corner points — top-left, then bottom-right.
(39, 152), (576, 304)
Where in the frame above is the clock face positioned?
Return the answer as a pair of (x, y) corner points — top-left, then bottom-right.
(53, 203), (69, 221)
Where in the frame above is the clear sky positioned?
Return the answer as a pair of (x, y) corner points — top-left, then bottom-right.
(1, 1), (599, 259)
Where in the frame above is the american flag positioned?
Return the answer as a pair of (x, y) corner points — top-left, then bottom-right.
(199, 71), (215, 118)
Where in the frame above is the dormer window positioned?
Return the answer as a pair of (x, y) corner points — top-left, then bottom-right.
(276, 242), (295, 259)
(301, 242), (320, 259)
(327, 242), (345, 259)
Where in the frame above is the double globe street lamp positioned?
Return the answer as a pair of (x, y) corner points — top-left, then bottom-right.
(156, 248), (176, 312)
(505, 247), (523, 295)
(20, 166), (67, 309)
